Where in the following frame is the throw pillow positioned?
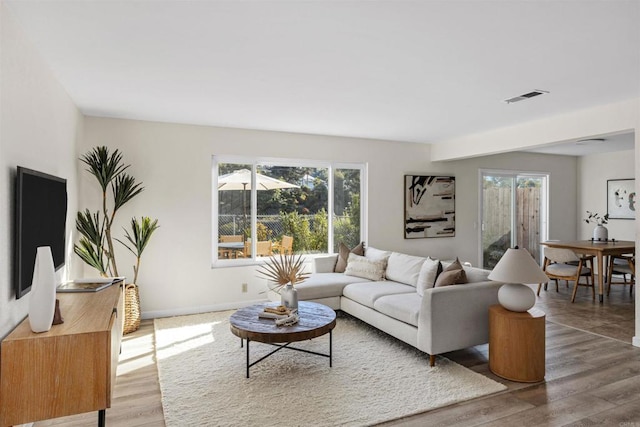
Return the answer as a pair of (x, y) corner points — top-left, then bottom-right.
(434, 258), (468, 287)
(365, 246), (392, 263)
(334, 242), (365, 273)
(385, 252), (428, 287)
(416, 257), (442, 296)
(344, 253), (386, 281)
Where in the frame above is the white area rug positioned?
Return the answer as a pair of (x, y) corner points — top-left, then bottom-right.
(154, 311), (506, 427)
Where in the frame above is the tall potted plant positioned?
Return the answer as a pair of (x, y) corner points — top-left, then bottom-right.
(74, 146), (159, 333)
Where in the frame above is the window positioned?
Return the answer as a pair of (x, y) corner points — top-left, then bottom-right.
(213, 157), (365, 264)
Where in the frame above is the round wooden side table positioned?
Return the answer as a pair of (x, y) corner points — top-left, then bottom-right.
(489, 304), (545, 383)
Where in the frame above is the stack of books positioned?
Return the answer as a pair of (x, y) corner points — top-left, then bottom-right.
(258, 305), (291, 320)
(57, 277), (124, 293)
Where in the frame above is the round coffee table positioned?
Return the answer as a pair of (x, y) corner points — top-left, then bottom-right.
(229, 301), (336, 378)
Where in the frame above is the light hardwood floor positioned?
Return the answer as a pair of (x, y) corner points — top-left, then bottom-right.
(35, 282), (638, 427)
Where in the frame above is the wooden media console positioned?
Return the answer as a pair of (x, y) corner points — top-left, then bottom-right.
(0, 281), (124, 426)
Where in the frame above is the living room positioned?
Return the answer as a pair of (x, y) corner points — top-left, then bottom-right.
(1, 1), (639, 426)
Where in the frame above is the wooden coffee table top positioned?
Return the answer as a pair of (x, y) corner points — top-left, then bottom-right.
(229, 301), (336, 344)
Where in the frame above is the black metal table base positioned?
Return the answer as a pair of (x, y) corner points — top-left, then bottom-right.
(241, 331), (332, 378)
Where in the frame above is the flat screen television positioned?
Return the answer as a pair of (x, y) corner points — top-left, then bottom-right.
(14, 166), (67, 299)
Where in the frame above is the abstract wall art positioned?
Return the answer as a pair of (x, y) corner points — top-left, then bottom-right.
(404, 175), (455, 239)
(607, 178), (636, 219)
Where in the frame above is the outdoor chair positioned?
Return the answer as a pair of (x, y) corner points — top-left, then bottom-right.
(606, 255), (635, 296)
(240, 240), (273, 258)
(273, 235), (293, 255)
(537, 247), (595, 303)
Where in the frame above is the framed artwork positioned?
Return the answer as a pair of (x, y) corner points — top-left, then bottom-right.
(607, 178), (636, 219)
(404, 175), (455, 239)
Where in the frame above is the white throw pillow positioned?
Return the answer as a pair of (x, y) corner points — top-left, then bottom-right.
(416, 257), (442, 297)
(344, 253), (386, 281)
(385, 252), (427, 287)
(365, 246), (392, 262)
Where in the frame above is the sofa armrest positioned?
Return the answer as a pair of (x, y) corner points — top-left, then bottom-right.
(313, 255), (338, 273)
(417, 281), (503, 356)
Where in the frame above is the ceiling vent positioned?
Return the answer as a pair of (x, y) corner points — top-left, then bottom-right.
(576, 138), (605, 146)
(504, 89), (549, 104)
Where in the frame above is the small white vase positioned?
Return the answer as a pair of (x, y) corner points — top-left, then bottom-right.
(280, 283), (298, 310)
(28, 246), (57, 333)
(593, 225), (608, 241)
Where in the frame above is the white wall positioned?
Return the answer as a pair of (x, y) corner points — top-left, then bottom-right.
(0, 2), (81, 338)
(82, 117), (578, 318)
(578, 149), (635, 241)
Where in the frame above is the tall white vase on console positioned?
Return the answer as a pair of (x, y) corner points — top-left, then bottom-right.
(28, 246), (57, 333)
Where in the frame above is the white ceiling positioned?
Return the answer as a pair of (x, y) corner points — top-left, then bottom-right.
(5, 0), (640, 151)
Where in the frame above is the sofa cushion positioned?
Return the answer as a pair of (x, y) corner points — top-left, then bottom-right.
(294, 272), (371, 300)
(435, 258), (468, 287)
(373, 293), (422, 327)
(463, 266), (491, 283)
(385, 252), (427, 287)
(334, 242), (364, 273)
(365, 246), (392, 262)
(416, 257), (442, 296)
(344, 253), (386, 281)
(342, 281), (415, 309)
(313, 255), (339, 274)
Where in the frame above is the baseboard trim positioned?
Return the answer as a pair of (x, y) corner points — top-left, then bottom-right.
(633, 336), (640, 348)
(142, 298), (269, 319)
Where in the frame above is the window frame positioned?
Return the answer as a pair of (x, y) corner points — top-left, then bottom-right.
(212, 155), (367, 267)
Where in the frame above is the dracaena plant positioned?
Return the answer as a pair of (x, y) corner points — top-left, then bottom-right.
(74, 146), (157, 283)
(116, 217), (160, 284)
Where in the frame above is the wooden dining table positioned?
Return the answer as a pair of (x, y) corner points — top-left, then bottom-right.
(540, 240), (636, 302)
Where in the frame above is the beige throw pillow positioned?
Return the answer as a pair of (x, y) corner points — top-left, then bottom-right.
(434, 258), (468, 287)
(334, 242), (365, 273)
(344, 253), (386, 281)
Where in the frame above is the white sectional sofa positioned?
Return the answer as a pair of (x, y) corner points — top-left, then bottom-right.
(271, 247), (503, 366)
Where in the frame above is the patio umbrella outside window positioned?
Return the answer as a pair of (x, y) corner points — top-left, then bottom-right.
(218, 169), (299, 240)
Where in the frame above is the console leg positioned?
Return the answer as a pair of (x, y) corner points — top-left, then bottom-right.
(98, 409), (105, 427)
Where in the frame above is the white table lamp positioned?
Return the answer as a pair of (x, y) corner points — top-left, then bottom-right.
(488, 247), (549, 312)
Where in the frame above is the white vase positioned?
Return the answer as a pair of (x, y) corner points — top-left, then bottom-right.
(280, 283), (298, 310)
(593, 225), (608, 241)
(28, 246), (57, 333)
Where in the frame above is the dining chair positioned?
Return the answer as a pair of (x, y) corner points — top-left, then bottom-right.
(274, 235), (293, 255)
(537, 247), (595, 302)
(241, 240), (273, 257)
(606, 255), (635, 296)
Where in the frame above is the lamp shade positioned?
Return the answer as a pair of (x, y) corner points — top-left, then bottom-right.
(488, 248), (548, 312)
(488, 248), (549, 284)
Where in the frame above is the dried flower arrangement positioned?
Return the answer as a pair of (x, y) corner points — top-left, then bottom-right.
(257, 253), (309, 294)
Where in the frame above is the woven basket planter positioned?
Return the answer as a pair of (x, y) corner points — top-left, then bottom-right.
(124, 283), (141, 334)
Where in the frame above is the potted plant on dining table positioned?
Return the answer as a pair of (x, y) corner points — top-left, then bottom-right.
(584, 211), (609, 241)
